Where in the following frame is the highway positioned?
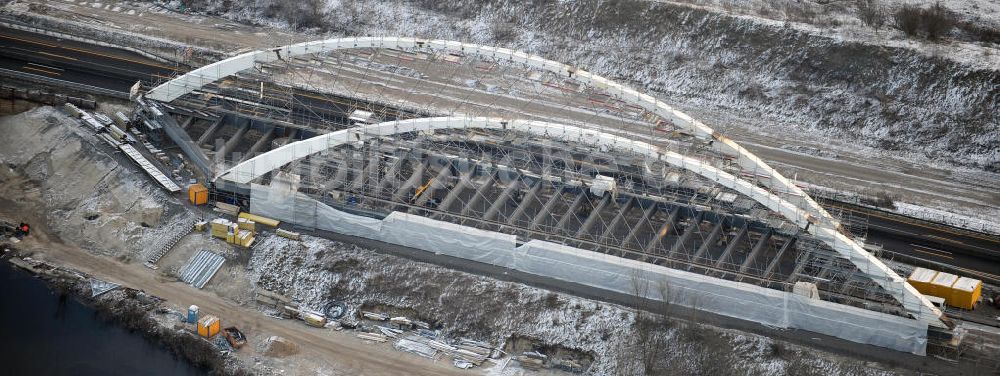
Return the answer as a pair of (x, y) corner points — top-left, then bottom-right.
(830, 202), (1000, 283)
(0, 26), (412, 129)
(0, 27), (179, 92)
(2, 25), (997, 281)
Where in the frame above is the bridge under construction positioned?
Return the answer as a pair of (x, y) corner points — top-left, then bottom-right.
(131, 37), (958, 355)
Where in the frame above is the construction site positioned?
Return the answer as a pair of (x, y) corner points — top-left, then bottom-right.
(1, 1), (999, 375)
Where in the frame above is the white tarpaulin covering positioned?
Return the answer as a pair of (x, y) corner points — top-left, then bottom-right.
(379, 212), (517, 265)
(250, 183), (381, 237)
(248, 189), (927, 354)
(513, 240), (927, 355)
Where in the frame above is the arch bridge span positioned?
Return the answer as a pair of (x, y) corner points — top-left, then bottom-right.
(217, 116), (942, 326)
(145, 38), (946, 329)
(146, 36), (833, 230)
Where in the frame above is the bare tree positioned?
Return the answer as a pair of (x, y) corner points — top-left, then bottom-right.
(623, 268), (675, 375)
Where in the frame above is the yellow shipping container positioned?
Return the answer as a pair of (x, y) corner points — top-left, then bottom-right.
(197, 315), (221, 338)
(949, 277), (982, 310)
(906, 267), (938, 296)
(239, 212), (280, 228)
(930, 272), (958, 299)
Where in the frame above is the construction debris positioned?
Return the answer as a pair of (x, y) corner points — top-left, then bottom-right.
(362, 311), (389, 321)
(89, 278), (120, 297)
(377, 326), (403, 338)
(224, 327), (247, 349)
(302, 311), (327, 328)
(357, 332), (388, 343)
(214, 202), (240, 217)
(349, 307), (502, 368)
(394, 336), (439, 359)
(324, 301), (347, 319)
(255, 289), (292, 308)
(239, 212), (279, 228)
(389, 316), (413, 329)
(276, 228), (301, 241)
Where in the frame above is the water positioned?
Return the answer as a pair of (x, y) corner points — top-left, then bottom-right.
(0, 263), (205, 376)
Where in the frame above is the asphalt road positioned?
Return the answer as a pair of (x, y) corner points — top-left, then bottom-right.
(0, 26), (412, 130)
(2, 25), (997, 280)
(0, 26), (179, 91)
(837, 203), (1000, 281)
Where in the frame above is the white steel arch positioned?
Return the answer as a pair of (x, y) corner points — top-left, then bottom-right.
(145, 37), (837, 231)
(216, 116), (942, 325)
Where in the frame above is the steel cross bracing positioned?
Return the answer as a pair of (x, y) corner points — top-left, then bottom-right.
(209, 117), (943, 325)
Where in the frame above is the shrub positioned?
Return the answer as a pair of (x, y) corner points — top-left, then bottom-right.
(855, 0), (887, 31)
(922, 2), (957, 40)
(958, 22), (1000, 45)
(893, 2), (957, 40)
(894, 5), (922, 36)
(783, 2), (818, 24)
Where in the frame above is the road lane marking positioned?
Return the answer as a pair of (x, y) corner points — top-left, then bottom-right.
(0, 33), (58, 48)
(35, 50), (79, 61)
(908, 247), (953, 260)
(27, 62), (64, 71)
(909, 243), (953, 255)
(867, 223), (921, 237)
(21, 65), (61, 76)
(0, 33), (180, 71)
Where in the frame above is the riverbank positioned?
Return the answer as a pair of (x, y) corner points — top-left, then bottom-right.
(0, 247), (241, 375)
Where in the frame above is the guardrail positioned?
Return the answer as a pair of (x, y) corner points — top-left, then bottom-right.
(0, 67), (129, 99)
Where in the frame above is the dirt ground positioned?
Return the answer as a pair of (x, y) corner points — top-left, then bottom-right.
(0, 107), (468, 375)
(18, 236), (469, 376)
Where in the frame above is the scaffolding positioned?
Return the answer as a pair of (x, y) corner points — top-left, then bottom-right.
(139, 37), (948, 353)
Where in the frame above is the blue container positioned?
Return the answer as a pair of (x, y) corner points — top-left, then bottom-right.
(187, 305), (199, 323)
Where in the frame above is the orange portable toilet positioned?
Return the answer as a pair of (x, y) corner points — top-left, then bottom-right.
(188, 183), (209, 205)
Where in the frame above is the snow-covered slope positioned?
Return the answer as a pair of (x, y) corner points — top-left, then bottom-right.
(178, 0), (1000, 172)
